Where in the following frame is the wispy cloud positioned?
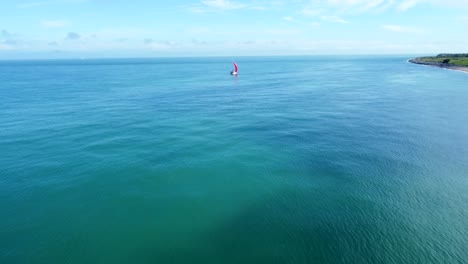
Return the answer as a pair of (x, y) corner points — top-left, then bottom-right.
(283, 16), (294, 21)
(250, 5), (267, 10)
(190, 0), (271, 12)
(374, 0), (395, 13)
(0, 43), (17, 51)
(382, 24), (424, 33)
(201, 0), (245, 10)
(41, 20), (70, 28)
(191, 38), (208, 45)
(302, 8), (322, 16)
(361, 0), (386, 11)
(149, 43), (171, 50)
(238, 40), (255, 45)
(0, 30), (21, 46)
(324, 0), (390, 13)
(397, 0), (421, 11)
(2, 39), (18, 45)
(114, 38), (128, 43)
(265, 28), (301, 35)
(1, 30), (14, 38)
(308, 0), (460, 14)
(0, 30), (19, 50)
(65, 32), (80, 40)
(323, 0), (468, 13)
(186, 27), (212, 35)
(320, 15), (349, 23)
(311, 22), (321, 27)
(147, 41), (179, 51)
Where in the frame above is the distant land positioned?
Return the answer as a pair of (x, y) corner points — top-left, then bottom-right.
(409, 54), (468, 73)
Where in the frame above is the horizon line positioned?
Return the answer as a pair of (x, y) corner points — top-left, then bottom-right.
(0, 53), (436, 62)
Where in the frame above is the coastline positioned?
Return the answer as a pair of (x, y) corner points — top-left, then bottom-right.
(409, 57), (468, 73)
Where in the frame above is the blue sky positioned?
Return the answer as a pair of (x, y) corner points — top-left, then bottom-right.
(1, 0), (468, 58)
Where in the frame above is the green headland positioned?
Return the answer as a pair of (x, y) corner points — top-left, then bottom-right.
(409, 54), (468, 72)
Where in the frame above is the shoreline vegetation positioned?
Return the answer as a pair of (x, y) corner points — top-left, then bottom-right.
(409, 53), (468, 73)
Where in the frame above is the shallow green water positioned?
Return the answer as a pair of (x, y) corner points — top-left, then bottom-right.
(1, 56), (467, 263)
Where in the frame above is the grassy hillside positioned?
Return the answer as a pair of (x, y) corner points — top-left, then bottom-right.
(419, 54), (468, 67)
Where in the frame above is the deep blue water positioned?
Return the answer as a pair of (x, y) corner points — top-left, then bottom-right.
(0, 56), (467, 263)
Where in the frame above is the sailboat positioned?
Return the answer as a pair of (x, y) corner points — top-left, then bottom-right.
(230, 62), (238, 75)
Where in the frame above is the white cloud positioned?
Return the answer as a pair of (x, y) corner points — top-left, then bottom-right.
(1, 30), (14, 38)
(190, 0), (272, 12)
(397, 0), (421, 11)
(324, 0), (388, 12)
(0, 30), (20, 49)
(0, 43), (17, 51)
(320, 15), (349, 23)
(201, 0), (245, 10)
(250, 5), (267, 10)
(192, 38), (208, 45)
(5, 1), (468, 57)
(186, 27), (212, 35)
(265, 29), (301, 35)
(382, 24), (424, 33)
(362, 0), (386, 9)
(322, 0), (468, 13)
(148, 41), (178, 51)
(2, 39), (17, 45)
(374, 0), (395, 13)
(302, 8), (322, 16)
(238, 40), (255, 45)
(41, 20), (70, 28)
(65, 32), (80, 40)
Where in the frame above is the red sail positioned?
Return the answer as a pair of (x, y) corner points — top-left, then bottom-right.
(233, 62), (238, 72)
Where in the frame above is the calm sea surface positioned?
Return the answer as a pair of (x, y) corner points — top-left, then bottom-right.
(0, 56), (467, 263)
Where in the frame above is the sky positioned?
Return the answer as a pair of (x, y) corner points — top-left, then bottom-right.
(1, 0), (468, 59)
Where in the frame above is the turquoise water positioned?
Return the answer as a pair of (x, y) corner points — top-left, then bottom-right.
(0, 56), (467, 263)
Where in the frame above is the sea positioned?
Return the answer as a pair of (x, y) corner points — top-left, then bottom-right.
(0, 56), (467, 264)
